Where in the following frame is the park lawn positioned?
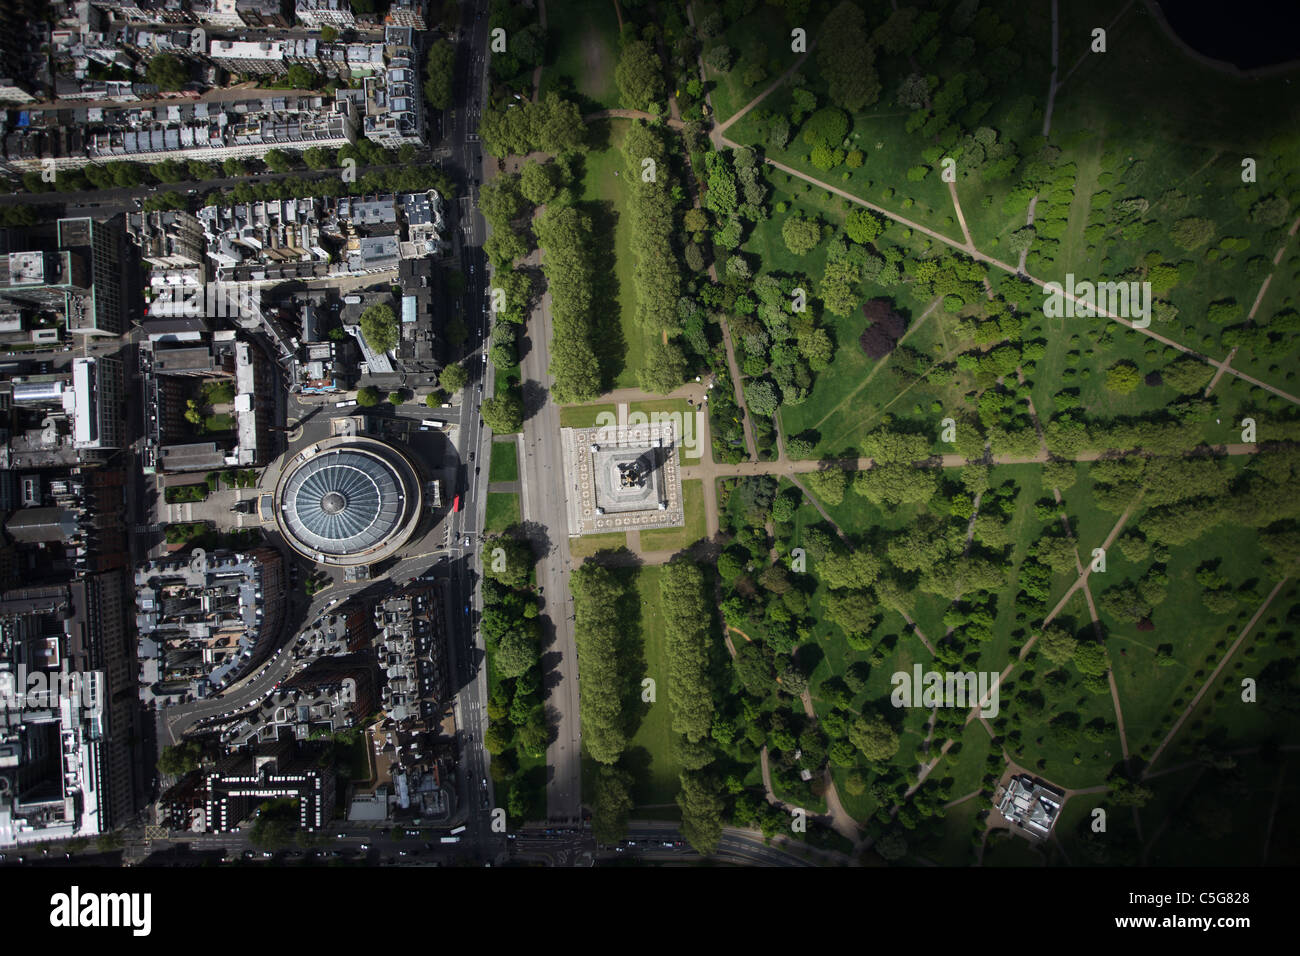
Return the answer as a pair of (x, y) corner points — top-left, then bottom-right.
(1224, 264), (1300, 394)
(970, 464), (1059, 675)
(578, 119), (646, 389)
(1006, 670), (1125, 790)
(811, 318), (969, 456)
(959, 180), (1041, 261)
(489, 439), (519, 482)
(568, 530), (627, 559)
(1165, 592), (1300, 767)
(639, 479), (706, 552)
(787, 487), (934, 824)
(828, 763), (877, 824)
(781, 294), (952, 455)
(1052, 782), (1141, 865)
(484, 492), (521, 534)
(742, 188), (835, 279)
(630, 397), (692, 417)
(1144, 754), (1287, 866)
(1056, 0), (1134, 53)
(1029, 322), (1194, 428)
(992, 589), (1125, 790)
(699, 2), (810, 125)
(726, 87), (964, 244)
(204, 413), (234, 432)
(1055, 467), (1134, 579)
(793, 471), (924, 540)
(624, 565), (686, 806)
(1214, 373), (1300, 446)
(539, 0), (621, 110)
(909, 794), (981, 866)
(944, 719), (1001, 805)
(1107, 521), (1269, 766)
(558, 402), (616, 427)
(495, 365), (521, 408)
(1043, 9), (1300, 391)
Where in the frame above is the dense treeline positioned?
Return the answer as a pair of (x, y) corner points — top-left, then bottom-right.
(616, 40), (666, 114)
(570, 563), (639, 765)
(480, 532), (547, 822)
(423, 38), (456, 111)
(534, 204), (604, 403)
(660, 560), (716, 745)
(479, 93), (585, 159)
(621, 122), (688, 392)
(485, 0), (547, 95)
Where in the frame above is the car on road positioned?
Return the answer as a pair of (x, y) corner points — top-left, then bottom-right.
(462, 536), (471, 547)
(359, 843), (370, 850)
(468, 451), (475, 461)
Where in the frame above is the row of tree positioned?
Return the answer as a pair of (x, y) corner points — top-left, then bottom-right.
(570, 563), (639, 765)
(621, 122), (689, 392)
(534, 204), (604, 403)
(480, 533), (548, 823)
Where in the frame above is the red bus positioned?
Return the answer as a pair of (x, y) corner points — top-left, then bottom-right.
(452, 495), (461, 513)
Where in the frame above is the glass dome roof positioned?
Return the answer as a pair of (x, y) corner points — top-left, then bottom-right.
(280, 448), (407, 556)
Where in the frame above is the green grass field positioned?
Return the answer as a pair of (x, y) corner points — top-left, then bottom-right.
(539, 0), (621, 110)
(639, 479), (706, 552)
(484, 492), (521, 534)
(559, 403), (616, 427)
(579, 120), (648, 389)
(624, 565), (687, 806)
(489, 439), (519, 482)
(568, 530), (627, 559)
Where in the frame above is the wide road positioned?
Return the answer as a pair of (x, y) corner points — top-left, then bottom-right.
(516, 282), (582, 824)
(465, 29), (582, 823)
(439, 0), (502, 858)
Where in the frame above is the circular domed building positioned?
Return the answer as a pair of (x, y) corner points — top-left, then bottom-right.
(273, 436), (422, 567)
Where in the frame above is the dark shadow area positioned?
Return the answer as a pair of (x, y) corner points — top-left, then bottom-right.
(580, 195), (627, 390)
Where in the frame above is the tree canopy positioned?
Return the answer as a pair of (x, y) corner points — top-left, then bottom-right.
(359, 303), (398, 353)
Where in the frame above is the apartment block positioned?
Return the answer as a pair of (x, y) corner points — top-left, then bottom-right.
(135, 547), (286, 701)
(295, 0), (355, 28)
